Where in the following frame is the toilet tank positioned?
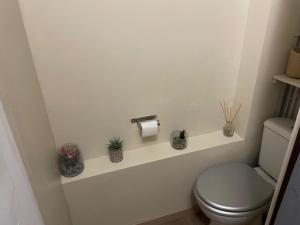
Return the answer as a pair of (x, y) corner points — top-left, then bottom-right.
(259, 118), (294, 181)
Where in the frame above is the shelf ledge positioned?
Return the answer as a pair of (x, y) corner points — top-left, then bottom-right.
(61, 131), (244, 184)
(273, 74), (300, 88)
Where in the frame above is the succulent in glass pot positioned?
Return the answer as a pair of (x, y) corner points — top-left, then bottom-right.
(58, 143), (84, 177)
(171, 129), (188, 150)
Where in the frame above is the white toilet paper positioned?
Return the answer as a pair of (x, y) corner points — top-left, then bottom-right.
(140, 120), (159, 137)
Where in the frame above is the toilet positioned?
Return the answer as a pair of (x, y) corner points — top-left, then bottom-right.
(193, 118), (294, 225)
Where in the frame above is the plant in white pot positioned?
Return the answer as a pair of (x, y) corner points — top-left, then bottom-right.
(107, 138), (123, 163)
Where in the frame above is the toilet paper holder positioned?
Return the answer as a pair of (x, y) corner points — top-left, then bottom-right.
(131, 115), (160, 127)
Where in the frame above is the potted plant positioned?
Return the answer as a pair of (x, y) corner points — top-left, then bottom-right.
(58, 143), (84, 177)
(107, 137), (123, 163)
(170, 129), (188, 150)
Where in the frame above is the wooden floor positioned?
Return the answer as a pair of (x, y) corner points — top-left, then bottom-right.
(138, 208), (210, 225)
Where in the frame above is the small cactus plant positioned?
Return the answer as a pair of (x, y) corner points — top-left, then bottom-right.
(107, 138), (124, 163)
(107, 137), (123, 150)
(171, 130), (188, 150)
(179, 130), (186, 140)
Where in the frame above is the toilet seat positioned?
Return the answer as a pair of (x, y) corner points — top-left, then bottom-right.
(194, 190), (269, 218)
(194, 163), (274, 213)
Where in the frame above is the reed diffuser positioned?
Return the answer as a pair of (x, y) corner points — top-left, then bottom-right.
(220, 101), (241, 137)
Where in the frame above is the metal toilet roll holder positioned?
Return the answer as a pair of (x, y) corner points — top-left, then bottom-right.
(131, 115), (160, 129)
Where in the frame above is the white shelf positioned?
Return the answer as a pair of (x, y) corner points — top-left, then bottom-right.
(61, 131), (244, 184)
(273, 74), (300, 88)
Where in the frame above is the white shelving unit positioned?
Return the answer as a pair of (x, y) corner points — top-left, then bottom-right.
(273, 74), (300, 119)
(61, 131), (243, 184)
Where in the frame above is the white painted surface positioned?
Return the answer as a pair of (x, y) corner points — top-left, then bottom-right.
(236, 0), (300, 222)
(254, 167), (276, 187)
(0, 151), (18, 225)
(0, 102), (45, 225)
(12, 0), (300, 224)
(18, 0), (250, 159)
(0, 0), (72, 224)
(273, 74), (300, 89)
(234, 0), (273, 138)
(259, 127), (291, 180)
(61, 0), (300, 224)
(62, 131), (243, 184)
(236, 0), (300, 141)
(63, 138), (251, 225)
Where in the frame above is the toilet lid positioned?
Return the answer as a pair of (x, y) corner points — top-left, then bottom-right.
(195, 163), (274, 212)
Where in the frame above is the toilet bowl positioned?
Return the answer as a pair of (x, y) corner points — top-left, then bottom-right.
(194, 193), (268, 225)
(193, 163), (274, 225)
(193, 118), (294, 225)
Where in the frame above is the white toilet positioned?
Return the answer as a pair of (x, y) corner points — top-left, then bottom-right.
(193, 118), (294, 225)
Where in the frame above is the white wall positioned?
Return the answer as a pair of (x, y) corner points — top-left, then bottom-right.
(62, 1), (300, 224)
(0, 0), (72, 224)
(18, 0), (250, 159)
(0, 147), (19, 225)
(234, 0), (273, 138)
(246, 0), (300, 138)
(10, 0), (300, 224)
(0, 102), (45, 225)
(236, 0), (300, 222)
(235, 0), (300, 153)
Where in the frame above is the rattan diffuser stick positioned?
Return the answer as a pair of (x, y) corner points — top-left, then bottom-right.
(220, 101), (242, 123)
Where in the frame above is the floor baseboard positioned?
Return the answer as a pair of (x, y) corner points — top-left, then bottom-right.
(138, 206), (209, 225)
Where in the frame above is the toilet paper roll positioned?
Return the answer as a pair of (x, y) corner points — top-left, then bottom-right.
(140, 120), (159, 137)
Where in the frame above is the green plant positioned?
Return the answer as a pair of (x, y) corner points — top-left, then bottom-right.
(179, 130), (186, 139)
(107, 137), (123, 150)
